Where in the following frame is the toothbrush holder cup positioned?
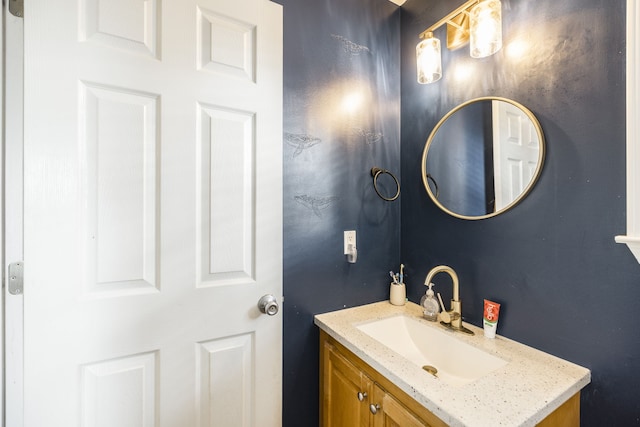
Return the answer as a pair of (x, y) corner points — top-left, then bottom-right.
(389, 282), (406, 306)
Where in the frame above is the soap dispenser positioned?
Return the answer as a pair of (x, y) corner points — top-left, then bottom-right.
(420, 282), (439, 321)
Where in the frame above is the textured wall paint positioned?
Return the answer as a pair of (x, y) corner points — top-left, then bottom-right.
(401, 0), (640, 425)
(273, 0), (401, 425)
(276, 0), (638, 424)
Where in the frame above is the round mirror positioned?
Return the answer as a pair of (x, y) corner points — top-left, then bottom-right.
(422, 97), (545, 220)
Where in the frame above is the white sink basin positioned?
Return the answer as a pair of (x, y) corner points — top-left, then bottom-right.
(356, 314), (507, 386)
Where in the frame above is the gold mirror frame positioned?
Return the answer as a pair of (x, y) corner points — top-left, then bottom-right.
(421, 97), (546, 220)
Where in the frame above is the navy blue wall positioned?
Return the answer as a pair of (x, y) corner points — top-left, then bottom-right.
(277, 0), (639, 424)
(274, 0), (401, 425)
(401, 0), (640, 425)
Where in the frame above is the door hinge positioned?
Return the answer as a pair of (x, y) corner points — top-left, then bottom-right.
(8, 0), (23, 18)
(8, 262), (24, 295)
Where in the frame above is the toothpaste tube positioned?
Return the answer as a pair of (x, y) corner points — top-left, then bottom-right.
(483, 299), (501, 339)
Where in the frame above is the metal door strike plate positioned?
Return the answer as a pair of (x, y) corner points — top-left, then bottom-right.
(8, 262), (24, 295)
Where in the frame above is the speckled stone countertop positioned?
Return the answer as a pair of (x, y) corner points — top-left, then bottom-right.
(314, 301), (590, 427)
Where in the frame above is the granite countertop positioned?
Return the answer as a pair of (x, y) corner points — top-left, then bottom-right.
(314, 301), (591, 427)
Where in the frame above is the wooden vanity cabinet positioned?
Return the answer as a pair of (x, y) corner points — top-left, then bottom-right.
(319, 330), (581, 427)
(321, 333), (372, 427)
(320, 330), (447, 427)
(370, 383), (428, 427)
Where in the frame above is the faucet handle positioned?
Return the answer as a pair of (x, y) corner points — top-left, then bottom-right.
(439, 310), (460, 324)
(436, 294), (451, 323)
(439, 310), (451, 324)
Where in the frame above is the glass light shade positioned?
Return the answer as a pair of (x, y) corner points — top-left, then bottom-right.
(470, 0), (502, 58)
(416, 35), (442, 84)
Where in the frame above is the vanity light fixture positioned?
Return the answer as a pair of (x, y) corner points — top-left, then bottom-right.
(416, 0), (502, 84)
(416, 32), (442, 84)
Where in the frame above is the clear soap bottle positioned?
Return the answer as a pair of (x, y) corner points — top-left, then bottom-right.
(420, 282), (439, 321)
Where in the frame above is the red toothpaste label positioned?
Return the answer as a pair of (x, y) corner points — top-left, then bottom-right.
(483, 299), (501, 323)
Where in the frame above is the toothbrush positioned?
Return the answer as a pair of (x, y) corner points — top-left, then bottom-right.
(389, 271), (397, 284)
(399, 264), (404, 284)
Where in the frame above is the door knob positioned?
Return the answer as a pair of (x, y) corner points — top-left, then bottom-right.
(370, 403), (380, 415)
(258, 294), (279, 316)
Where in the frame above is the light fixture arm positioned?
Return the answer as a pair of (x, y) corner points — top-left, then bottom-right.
(415, 0), (502, 84)
(418, 0), (480, 40)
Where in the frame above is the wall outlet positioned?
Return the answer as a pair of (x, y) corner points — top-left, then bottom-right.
(344, 230), (356, 254)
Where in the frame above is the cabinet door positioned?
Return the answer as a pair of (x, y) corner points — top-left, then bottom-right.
(322, 341), (371, 427)
(370, 384), (429, 427)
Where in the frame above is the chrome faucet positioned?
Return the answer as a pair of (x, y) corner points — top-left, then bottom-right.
(424, 265), (474, 335)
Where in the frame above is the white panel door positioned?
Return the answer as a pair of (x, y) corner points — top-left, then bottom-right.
(10, 0), (282, 425)
(492, 100), (540, 210)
